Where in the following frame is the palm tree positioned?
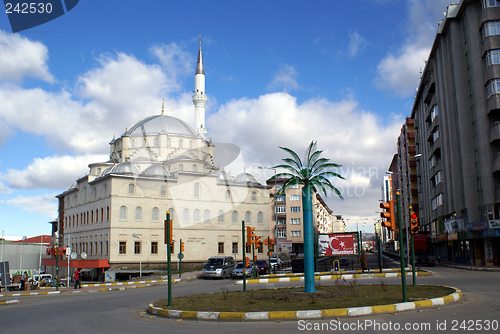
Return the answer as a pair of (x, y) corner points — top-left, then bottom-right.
(270, 141), (344, 292)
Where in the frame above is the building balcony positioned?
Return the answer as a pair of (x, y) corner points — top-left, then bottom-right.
(490, 121), (500, 143)
(494, 153), (500, 173)
(276, 212), (287, 218)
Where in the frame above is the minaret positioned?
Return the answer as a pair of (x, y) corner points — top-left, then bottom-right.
(193, 36), (207, 139)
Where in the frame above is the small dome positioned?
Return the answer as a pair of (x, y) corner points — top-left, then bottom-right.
(235, 173), (260, 185)
(101, 166), (114, 176)
(111, 162), (140, 175)
(217, 170), (234, 182)
(141, 164), (170, 178)
(66, 182), (77, 191)
(124, 114), (199, 138)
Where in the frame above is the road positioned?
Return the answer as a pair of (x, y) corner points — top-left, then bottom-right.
(1, 266), (499, 333)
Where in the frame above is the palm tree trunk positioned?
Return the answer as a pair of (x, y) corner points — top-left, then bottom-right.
(302, 185), (315, 292)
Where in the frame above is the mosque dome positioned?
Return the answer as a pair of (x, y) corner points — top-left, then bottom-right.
(111, 161), (140, 175)
(216, 170), (234, 183)
(141, 164), (170, 178)
(235, 173), (260, 185)
(124, 114), (199, 138)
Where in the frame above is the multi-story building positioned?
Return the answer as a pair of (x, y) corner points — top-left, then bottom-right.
(265, 178), (341, 256)
(411, 0), (500, 266)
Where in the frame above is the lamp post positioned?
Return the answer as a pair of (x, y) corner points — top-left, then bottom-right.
(20, 236), (26, 273)
(132, 233), (142, 277)
(259, 166), (279, 260)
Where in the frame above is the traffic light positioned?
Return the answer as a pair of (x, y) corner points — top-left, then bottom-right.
(380, 200), (395, 231)
(46, 247), (51, 255)
(60, 247), (67, 256)
(255, 235), (262, 249)
(246, 226), (256, 246)
(253, 255), (257, 262)
(53, 247), (58, 257)
(244, 256), (250, 267)
(410, 210), (419, 233)
(180, 240), (185, 253)
(164, 219), (173, 245)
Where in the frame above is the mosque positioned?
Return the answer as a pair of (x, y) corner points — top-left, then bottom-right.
(50, 38), (271, 278)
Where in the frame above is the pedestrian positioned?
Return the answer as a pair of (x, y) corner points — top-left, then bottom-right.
(74, 268), (82, 289)
(21, 271), (28, 290)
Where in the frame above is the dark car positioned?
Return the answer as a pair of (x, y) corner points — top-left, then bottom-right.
(339, 258), (349, 267)
(255, 260), (268, 275)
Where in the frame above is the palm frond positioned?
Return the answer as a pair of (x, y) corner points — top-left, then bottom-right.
(278, 146), (303, 169)
(302, 141), (317, 167)
(281, 158), (302, 171)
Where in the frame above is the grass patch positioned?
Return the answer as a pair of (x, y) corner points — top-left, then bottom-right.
(153, 284), (454, 312)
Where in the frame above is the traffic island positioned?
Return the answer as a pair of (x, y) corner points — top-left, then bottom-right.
(148, 284), (462, 321)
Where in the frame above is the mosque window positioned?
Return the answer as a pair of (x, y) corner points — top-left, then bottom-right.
(129, 184), (135, 194)
(167, 138), (171, 147)
(120, 206), (127, 220)
(258, 212), (264, 224)
(232, 211), (238, 224)
(204, 210), (210, 223)
(193, 164), (197, 172)
(101, 208), (104, 222)
(107, 207), (110, 221)
(225, 190), (231, 200)
(97, 168), (101, 175)
(152, 207), (159, 221)
(160, 186), (167, 196)
(91, 211), (94, 223)
(142, 138), (147, 147)
(168, 208), (175, 220)
(194, 209), (200, 222)
(194, 182), (201, 198)
(103, 184), (107, 197)
(251, 192), (257, 201)
(178, 164), (184, 171)
(245, 211), (251, 225)
(179, 139), (183, 148)
(183, 209), (190, 222)
(218, 210), (224, 224)
(135, 207), (142, 221)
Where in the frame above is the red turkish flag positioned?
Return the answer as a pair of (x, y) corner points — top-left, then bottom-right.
(318, 234), (355, 256)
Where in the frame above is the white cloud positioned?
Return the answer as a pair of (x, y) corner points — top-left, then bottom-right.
(150, 42), (194, 89)
(0, 181), (12, 194)
(348, 31), (366, 58)
(1, 154), (109, 189)
(267, 64), (300, 92)
(5, 194), (58, 218)
(374, 0), (454, 96)
(0, 30), (54, 83)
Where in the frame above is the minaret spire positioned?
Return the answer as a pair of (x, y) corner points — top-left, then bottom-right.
(193, 35), (207, 139)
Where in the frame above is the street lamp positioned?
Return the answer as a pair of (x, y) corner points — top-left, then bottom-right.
(259, 166), (279, 258)
(20, 236), (26, 273)
(132, 233), (142, 277)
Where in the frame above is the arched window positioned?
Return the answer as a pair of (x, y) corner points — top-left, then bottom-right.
(103, 184), (107, 197)
(160, 186), (167, 196)
(178, 164), (184, 171)
(168, 208), (175, 221)
(91, 211), (94, 223)
(167, 138), (171, 147)
(194, 209), (200, 222)
(119, 206), (127, 220)
(100, 208), (104, 222)
(106, 206), (110, 221)
(245, 211), (251, 225)
(97, 168), (101, 175)
(232, 211), (238, 224)
(218, 210), (224, 224)
(152, 207), (159, 221)
(251, 191), (257, 201)
(225, 190), (231, 200)
(193, 164), (197, 172)
(258, 211), (264, 224)
(183, 209), (190, 222)
(204, 210), (210, 223)
(135, 207), (142, 221)
(128, 184), (135, 194)
(142, 138), (147, 147)
(179, 139), (183, 148)
(194, 182), (200, 198)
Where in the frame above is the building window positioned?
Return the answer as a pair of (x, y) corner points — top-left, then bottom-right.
(276, 195), (286, 202)
(135, 207), (142, 221)
(291, 231), (301, 237)
(107, 206), (109, 221)
(486, 79), (500, 99)
(258, 211), (263, 224)
(277, 229), (287, 238)
(232, 211), (238, 224)
(218, 210), (224, 224)
(129, 184), (135, 194)
(291, 218), (301, 225)
(482, 0), (500, 9)
(218, 242), (224, 253)
(134, 241), (141, 254)
(291, 206), (301, 213)
(160, 186), (167, 196)
(245, 211), (251, 225)
(119, 241), (126, 254)
(277, 205), (286, 213)
(193, 164), (197, 172)
(183, 209), (190, 222)
(168, 208), (175, 221)
(482, 21), (500, 41)
(142, 138), (147, 147)
(225, 190), (231, 200)
(275, 184), (282, 190)
(435, 170), (442, 185)
(251, 192), (257, 201)
(290, 184), (300, 189)
(151, 241), (158, 254)
(485, 49), (500, 68)
(194, 209), (200, 222)
(277, 218), (286, 226)
(152, 207), (159, 221)
(204, 210), (210, 223)
(431, 194), (444, 210)
(232, 242), (238, 253)
(178, 164), (184, 171)
(119, 206), (127, 220)
(194, 182), (200, 198)
(290, 194), (300, 201)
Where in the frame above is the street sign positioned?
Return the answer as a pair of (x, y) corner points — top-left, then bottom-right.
(177, 253), (184, 260)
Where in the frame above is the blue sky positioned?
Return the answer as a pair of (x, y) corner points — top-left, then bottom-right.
(0, 0), (454, 239)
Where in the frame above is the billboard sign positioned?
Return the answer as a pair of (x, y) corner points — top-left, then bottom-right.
(318, 233), (356, 256)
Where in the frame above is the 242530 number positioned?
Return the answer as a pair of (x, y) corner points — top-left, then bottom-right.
(5, 2), (53, 14)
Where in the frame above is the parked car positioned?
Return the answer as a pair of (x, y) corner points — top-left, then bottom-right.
(202, 256), (235, 279)
(339, 258), (349, 267)
(231, 262), (257, 279)
(39, 278), (66, 287)
(32, 274), (52, 287)
(269, 256), (283, 269)
(255, 260), (268, 275)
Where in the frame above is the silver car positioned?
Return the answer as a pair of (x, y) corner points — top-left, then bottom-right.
(231, 262), (257, 279)
(202, 256), (235, 279)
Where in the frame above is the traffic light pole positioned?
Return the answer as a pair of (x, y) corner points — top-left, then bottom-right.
(411, 234), (416, 286)
(179, 239), (182, 279)
(242, 221), (246, 292)
(396, 192), (407, 302)
(166, 212), (172, 307)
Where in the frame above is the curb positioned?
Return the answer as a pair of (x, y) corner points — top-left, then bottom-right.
(240, 271), (432, 285)
(0, 299), (19, 305)
(440, 264), (500, 272)
(265, 267), (410, 278)
(147, 285), (462, 321)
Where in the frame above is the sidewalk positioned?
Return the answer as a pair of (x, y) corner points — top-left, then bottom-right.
(439, 262), (500, 272)
(0, 271), (202, 299)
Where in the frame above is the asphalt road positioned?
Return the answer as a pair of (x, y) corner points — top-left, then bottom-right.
(1, 265), (499, 333)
